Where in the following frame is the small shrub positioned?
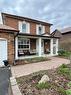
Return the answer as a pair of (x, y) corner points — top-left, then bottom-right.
(57, 87), (67, 95)
(58, 64), (71, 80)
(58, 49), (71, 58)
(67, 81), (71, 88)
(58, 68), (69, 75)
(58, 49), (66, 56)
(59, 64), (68, 68)
(36, 82), (51, 89)
(58, 64), (69, 75)
(66, 89), (71, 95)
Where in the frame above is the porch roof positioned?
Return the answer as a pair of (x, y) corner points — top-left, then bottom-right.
(0, 24), (19, 33)
(18, 33), (60, 38)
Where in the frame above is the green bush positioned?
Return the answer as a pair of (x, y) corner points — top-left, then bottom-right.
(59, 64), (68, 68)
(67, 81), (71, 88)
(66, 89), (71, 95)
(58, 64), (70, 76)
(58, 64), (71, 80)
(58, 49), (71, 57)
(58, 49), (66, 56)
(58, 68), (70, 75)
(36, 82), (51, 89)
(57, 87), (67, 95)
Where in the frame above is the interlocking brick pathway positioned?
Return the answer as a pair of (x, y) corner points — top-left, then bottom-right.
(11, 57), (70, 78)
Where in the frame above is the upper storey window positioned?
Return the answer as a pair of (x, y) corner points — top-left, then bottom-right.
(19, 21), (30, 33)
(36, 24), (45, 35)
(38, 26), (43, 35)
(22, 23), (26, 33)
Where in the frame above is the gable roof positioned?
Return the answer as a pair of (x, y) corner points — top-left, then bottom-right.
(41, 32), (50, 36)
(51, 29), (62, 38)
(2, 13), (53, 26)
(0, 24), (19, 32)
(60, 27), (71, 34)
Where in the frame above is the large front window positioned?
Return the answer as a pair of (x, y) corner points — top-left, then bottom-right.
(18, 38), (30, 56)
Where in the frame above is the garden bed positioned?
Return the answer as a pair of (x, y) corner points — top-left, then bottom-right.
(16, 64), (71, 95)
(15, 57), (50, 65)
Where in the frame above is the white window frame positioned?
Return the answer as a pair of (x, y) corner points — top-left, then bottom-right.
(36, 24), (45, 35)
(19, 21), (30, 33)
(18, 38), (30, 51)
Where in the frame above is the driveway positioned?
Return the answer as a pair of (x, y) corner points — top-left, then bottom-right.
(0, 67), (11, 95)
(11, 57), (70, 78)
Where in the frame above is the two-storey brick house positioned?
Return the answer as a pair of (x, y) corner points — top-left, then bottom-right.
(0, 13), (59, 66)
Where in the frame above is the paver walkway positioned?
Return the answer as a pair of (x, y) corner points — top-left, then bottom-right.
(11, 57), (70, 78)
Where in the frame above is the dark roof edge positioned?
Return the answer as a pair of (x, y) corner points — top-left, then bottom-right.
(1, 12), (53, 26)
(62, 31), (71, 34)
(0, 28), (19, 32)
(18, 33), (59, 38)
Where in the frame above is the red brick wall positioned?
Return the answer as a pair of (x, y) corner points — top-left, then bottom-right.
(30, 38), (36, 49)
(0, 31), (15, 64)
(4, 16), (50, 34)
(5, 17), (19, 30)
(45, 25), (50, 34)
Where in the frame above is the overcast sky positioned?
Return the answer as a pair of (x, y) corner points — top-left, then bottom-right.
(0, 0), (71, 31)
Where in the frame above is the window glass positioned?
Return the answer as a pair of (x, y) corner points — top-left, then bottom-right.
(53, 46), (56, 54)
(38, 26), (42, 34)
(18, 38), (30, 50)
(53, 39), (56, 44)
(22, 23), (26, 32)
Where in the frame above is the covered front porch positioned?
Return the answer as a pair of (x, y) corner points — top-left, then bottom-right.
(15, 35), (58, 59)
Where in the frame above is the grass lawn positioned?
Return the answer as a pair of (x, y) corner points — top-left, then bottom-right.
(16, 64), (71, 95)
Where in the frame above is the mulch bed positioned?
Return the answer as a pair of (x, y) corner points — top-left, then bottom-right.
(16, 64), (71, 95)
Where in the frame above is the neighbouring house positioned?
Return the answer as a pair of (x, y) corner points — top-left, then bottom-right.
(59, 27), (71, 51)
(0, 13), (59, 66)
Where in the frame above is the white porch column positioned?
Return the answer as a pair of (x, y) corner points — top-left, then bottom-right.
(50, 38), (53, 55)
(15, 37), (18, 59)
(56, 39), (59, 55)
(38, 38), (42, 56)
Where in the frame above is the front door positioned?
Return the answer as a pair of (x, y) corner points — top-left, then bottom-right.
(0, 40), (7, 66)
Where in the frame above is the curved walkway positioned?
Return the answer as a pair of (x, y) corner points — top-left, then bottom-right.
(11, 57), (70, 78)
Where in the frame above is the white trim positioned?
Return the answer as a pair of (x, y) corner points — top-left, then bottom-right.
(42, 34), (50, 36)
(18, 21), (22, 32)
(43, 26), (45, 34)
(0, 38), (7, 66)
(56, 39), (59, 55)
(15, 37), (18, 59)
(18, 21), (30, 33)
(41, 39), (44, 54)
(36, 24), (39, 35)
(50, 38), (53, 55)
(27, 22), (30, 33)
(0, 13), (3, 24)
(38, 38), (42, 56)
(18, 38), (30, 51)
(36, 24), (45, 35)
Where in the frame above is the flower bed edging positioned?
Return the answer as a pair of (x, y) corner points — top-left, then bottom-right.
(10, 77), (22, 95)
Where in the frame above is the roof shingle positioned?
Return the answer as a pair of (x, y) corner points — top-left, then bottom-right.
(0, 24), (19, 32)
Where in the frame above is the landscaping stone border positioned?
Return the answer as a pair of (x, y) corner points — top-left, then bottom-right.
(10, 77), (22, 95)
